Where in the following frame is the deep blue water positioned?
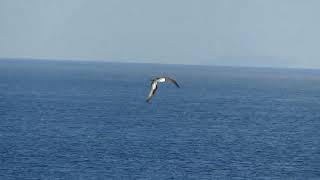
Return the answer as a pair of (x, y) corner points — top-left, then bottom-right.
(0, 59), (320, 179)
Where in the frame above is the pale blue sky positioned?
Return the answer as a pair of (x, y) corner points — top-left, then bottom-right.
(0, 0), (319, 68)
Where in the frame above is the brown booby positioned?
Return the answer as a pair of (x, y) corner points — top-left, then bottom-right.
(146, 77), (180, 103)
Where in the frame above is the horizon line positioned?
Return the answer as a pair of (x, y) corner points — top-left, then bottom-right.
(1, 56), (320, 71)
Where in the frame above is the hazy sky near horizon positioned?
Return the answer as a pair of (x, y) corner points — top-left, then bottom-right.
(0, 0), (320, 68)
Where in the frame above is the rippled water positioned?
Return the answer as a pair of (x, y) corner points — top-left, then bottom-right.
(0, 60), (320, 179)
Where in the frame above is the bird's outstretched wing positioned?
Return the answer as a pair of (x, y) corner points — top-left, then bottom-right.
(146, 82), (158, 103)
(165, 77), (180, 88)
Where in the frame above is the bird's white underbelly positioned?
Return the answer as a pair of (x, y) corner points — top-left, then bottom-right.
(152, 83), (157, 89)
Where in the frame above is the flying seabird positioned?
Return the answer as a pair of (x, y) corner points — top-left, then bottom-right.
(146, 77), (180, 103)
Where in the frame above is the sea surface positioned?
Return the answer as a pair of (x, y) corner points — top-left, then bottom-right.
(0, 59), (319, 179)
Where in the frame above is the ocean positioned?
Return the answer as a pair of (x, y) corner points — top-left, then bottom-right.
(0, 59), (319, 179)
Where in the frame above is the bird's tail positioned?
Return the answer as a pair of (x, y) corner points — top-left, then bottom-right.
(146, 98), (151, 103)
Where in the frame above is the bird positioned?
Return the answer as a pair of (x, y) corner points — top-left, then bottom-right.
(146, 76), (180, 103)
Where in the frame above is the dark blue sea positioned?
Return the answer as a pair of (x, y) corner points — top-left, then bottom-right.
(0, 59), (319, 179)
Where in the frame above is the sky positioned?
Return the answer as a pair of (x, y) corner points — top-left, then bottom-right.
(0, 0), (320, 68)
